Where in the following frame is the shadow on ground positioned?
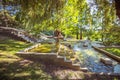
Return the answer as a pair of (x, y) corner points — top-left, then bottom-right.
(0, 56), (120, 80)
(0, 39), (32, 54)
(0, 38), (120, 80)
(0, 58), (54, 80)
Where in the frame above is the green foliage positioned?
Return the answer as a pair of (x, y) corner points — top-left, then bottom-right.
(104, 48), (120, 57)
(95, 0), (117, 43)
(0, 11), (20, 28)
(18, 0), (65, 27)
(1, 0), (120, 43)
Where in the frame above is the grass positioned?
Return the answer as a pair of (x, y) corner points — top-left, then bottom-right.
(104, 48), (120, 57)
(0, 59), (53, 80)
(0, 38), (53, 80)
(0, 37), (120, 79)
(0, 39), (32, 55)
(29, 43), (58, 53)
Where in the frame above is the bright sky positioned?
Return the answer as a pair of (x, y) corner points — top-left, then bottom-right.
(86, 0), (98, 14)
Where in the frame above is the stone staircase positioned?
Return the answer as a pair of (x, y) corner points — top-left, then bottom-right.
(56, 55), (88, 71)
(56, 55), (80, 70)
(16, 43), (80, 70)
(16, 42), (92, 71)
(16, 51), (81, 70)
(0, 27), (37, 43)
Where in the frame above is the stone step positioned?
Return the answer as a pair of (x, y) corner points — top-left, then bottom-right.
(72, 64), (80, 70)
(17, 34), (35, 43)
(12, 31), (35, 42)
(65, 59), (72, 63)
(57, 56), (65, 61)
(64, 59), (72, 66)
(80, 67), (89, 72)
(72, 64), (80, 67)
(100, 58), (113, 65)
(57, 55), (64, 58)
(56, 55), (81, 70)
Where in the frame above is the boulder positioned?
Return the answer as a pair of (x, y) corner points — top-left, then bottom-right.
(100, 58), (113, 65)
(83, 44), (88, 47)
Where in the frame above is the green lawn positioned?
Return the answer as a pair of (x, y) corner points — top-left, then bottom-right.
(0, 38), (82, 80)
(104, 48), (120, 57)
(0, 39), (32, 55)
(1, 38), (119, 79)
(0, 38), (53, 80)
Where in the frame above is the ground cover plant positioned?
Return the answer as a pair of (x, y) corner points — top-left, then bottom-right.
(104, 48), (120, 57)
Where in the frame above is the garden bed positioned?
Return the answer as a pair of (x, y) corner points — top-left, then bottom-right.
(28, 43), (58, 53)
(16, 43), (81, 70)
(23, 42), (78, 63)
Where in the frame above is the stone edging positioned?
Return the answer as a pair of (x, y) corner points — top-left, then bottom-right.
(89, 72), (120, 77)
(99, 46), (120, 48)
(16, 51), (81, 70)
(16, 44), (81, 70)
(92, 46), (120, 63)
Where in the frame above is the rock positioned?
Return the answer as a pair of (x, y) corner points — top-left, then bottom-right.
(100, 58), (113, 65)
(83, 44), (88, 47)
(80, 67), (89, 72)
(114, 64), (120, 73)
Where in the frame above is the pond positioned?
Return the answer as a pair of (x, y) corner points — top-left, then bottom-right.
(73, 41), (120, 73)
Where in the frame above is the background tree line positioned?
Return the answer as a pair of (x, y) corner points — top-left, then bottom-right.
(0, 0), (120, 45)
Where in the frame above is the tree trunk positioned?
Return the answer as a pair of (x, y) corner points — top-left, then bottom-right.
(76, 30), (79, 39)
(80, 28), (82, 40)
(115, 0), (120, 19)
(101, 34), (104, 42)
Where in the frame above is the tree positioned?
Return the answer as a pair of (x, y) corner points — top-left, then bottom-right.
(1, 0), (119, 43)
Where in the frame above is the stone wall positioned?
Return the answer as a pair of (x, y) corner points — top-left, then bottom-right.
(16, 52), (80, 70)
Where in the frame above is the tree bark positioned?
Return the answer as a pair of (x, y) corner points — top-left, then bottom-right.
(80, 28), (82, 40)
(114, 0), (120, 19)
(76, 30), (79, 39)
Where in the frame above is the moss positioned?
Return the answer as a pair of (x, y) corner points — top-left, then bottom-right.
(29, 43), (57, 53)
(58, 45), (75, 60)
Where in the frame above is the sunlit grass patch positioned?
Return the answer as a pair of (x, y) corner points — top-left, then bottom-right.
(29, 43), (58, 53)
(0, 58), (18, 63)
(0, 39), (32, 55)
(104, 48), (120, 57)
(58, 45), (76, 62)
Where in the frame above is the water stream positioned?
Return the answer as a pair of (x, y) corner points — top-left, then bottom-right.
(73, 41), (120, 73)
